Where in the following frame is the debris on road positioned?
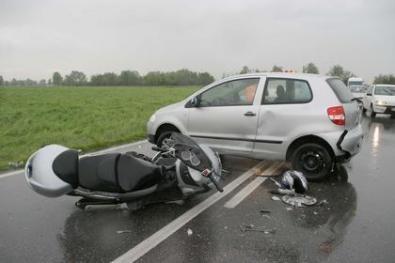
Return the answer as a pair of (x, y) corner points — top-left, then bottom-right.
(282, 195), (317, 207)
(240, 224), (276, 234)
(319, 241), (334, 253)
(116, 230), (132, 234)
(318, 199), (329, 206)
(259, 209), (271, 214)
(187, 228), (193, 236)
(8, 161), (24, 169)
(271, 196), (281, 201)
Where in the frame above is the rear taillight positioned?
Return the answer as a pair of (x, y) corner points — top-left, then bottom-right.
(327, 106), (345, 126)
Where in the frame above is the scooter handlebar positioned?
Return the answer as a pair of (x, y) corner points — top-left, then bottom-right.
(208, 173), (223, 192)
(151, 146), (167, 152)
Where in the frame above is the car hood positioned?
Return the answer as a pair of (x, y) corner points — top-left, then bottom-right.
(374, 95), (395, 105)
(156, 101), (185, 114)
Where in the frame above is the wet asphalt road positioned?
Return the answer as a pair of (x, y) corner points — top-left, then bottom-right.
(1, 115), (395, 263)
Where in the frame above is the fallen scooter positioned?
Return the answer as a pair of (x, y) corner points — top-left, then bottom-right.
(24, 133), (223, 210)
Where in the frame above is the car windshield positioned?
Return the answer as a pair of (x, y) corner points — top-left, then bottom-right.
(349, 81), (363, 86)
(374, 86), (395, 96)
(350, 85), (367, 93)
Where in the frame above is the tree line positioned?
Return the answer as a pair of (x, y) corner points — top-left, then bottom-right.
(1, 65), (394, 87)
(0, 69), (214, 87)
(238, 63), (395, 85)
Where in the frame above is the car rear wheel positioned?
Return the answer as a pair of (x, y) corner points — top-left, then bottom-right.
(290, 143), (333, 182)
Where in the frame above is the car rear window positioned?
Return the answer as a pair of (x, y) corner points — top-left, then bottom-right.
(326, 78), (353, 103)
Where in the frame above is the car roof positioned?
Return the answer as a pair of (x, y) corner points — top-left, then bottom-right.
(222, 72), (332, 81)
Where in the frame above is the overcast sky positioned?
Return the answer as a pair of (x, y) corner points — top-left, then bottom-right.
(1, 0), (394, 82)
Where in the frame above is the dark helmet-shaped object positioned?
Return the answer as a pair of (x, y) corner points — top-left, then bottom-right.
(280, 170), (308, 194)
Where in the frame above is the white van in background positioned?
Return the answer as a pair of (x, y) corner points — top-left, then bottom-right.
(348, 77), (366, 99)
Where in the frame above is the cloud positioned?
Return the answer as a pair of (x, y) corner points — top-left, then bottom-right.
(0, 0), (394, 82)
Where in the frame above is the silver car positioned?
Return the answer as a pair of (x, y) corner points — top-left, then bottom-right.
(147, 73), (363, 181)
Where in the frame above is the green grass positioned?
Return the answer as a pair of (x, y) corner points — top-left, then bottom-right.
(0, 86), (199, 171)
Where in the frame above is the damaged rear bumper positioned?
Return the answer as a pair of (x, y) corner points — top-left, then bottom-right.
(335, 126), (363, 163)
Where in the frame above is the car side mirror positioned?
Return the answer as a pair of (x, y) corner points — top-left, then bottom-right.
(189, 96), (200, 107)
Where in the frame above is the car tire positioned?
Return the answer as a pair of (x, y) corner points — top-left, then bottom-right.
(290, 143), (333, 182)
(156, 130), (179, 149)
(370, 104), (376, 118)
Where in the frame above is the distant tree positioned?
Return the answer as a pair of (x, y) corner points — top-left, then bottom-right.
(373, 74), (395, 84)
(90, 72), (119, 86)
(48, 79), (52, 86)
(143, 71), (165, 86)
(240, 66), (250, 74)
(39, 79), (46, 86)
(302, 63), (319, 74)
(328, 65), (354, 84)
(64, 71), (87, 86)
(197, 72), (215, 85)
(271, 65), (283, 72)
(52, 72), (63, 85)
(25, 79), (37, 86)
(119, 70), (141, 85)
(0, 75), (4, 86)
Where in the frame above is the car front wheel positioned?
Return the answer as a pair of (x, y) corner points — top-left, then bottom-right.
(370, 104), (376, 118)
(290, 143), (333, 182)
(156, 131), (178, 149)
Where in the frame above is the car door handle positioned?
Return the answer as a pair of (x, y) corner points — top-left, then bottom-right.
(244, 111), (256, 117)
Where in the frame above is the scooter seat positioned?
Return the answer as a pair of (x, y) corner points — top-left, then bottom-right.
(78, 153), (161, 193)
(79, 153), (121, 192)
(117, 154), (162, 192)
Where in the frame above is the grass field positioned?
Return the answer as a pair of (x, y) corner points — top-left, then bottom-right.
(0, 86), (199, 171)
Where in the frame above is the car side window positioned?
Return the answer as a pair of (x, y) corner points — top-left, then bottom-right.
(262, 78), (312, 104)
(199, 78), (259, 107)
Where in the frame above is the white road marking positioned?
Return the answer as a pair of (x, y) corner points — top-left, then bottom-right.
(112, 161), (267, 263)
(0, 140), (147, 179)
(223, 162), (284, 209)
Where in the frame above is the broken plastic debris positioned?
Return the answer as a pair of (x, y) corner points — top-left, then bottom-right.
(271, 196), (281, 201)
(319, 241), (334, 253)
(240, 224), (276, 234)
(259, 209), (271, 214)
(116, 230), (132, 234)
(281, 195), (317, 207)
(318, 199), (329, 206)
(187, 228), (193, 236)
(8, 161), (24, 169)
(270, 188), (296, 195)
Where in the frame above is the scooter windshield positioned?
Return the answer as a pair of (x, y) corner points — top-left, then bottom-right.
(172, 133), (212, 172)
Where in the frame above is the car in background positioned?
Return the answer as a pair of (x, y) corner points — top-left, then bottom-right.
(362, 84), (395, 118)
(350, 84), (368, 100)
(147, 73), (363, 181)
